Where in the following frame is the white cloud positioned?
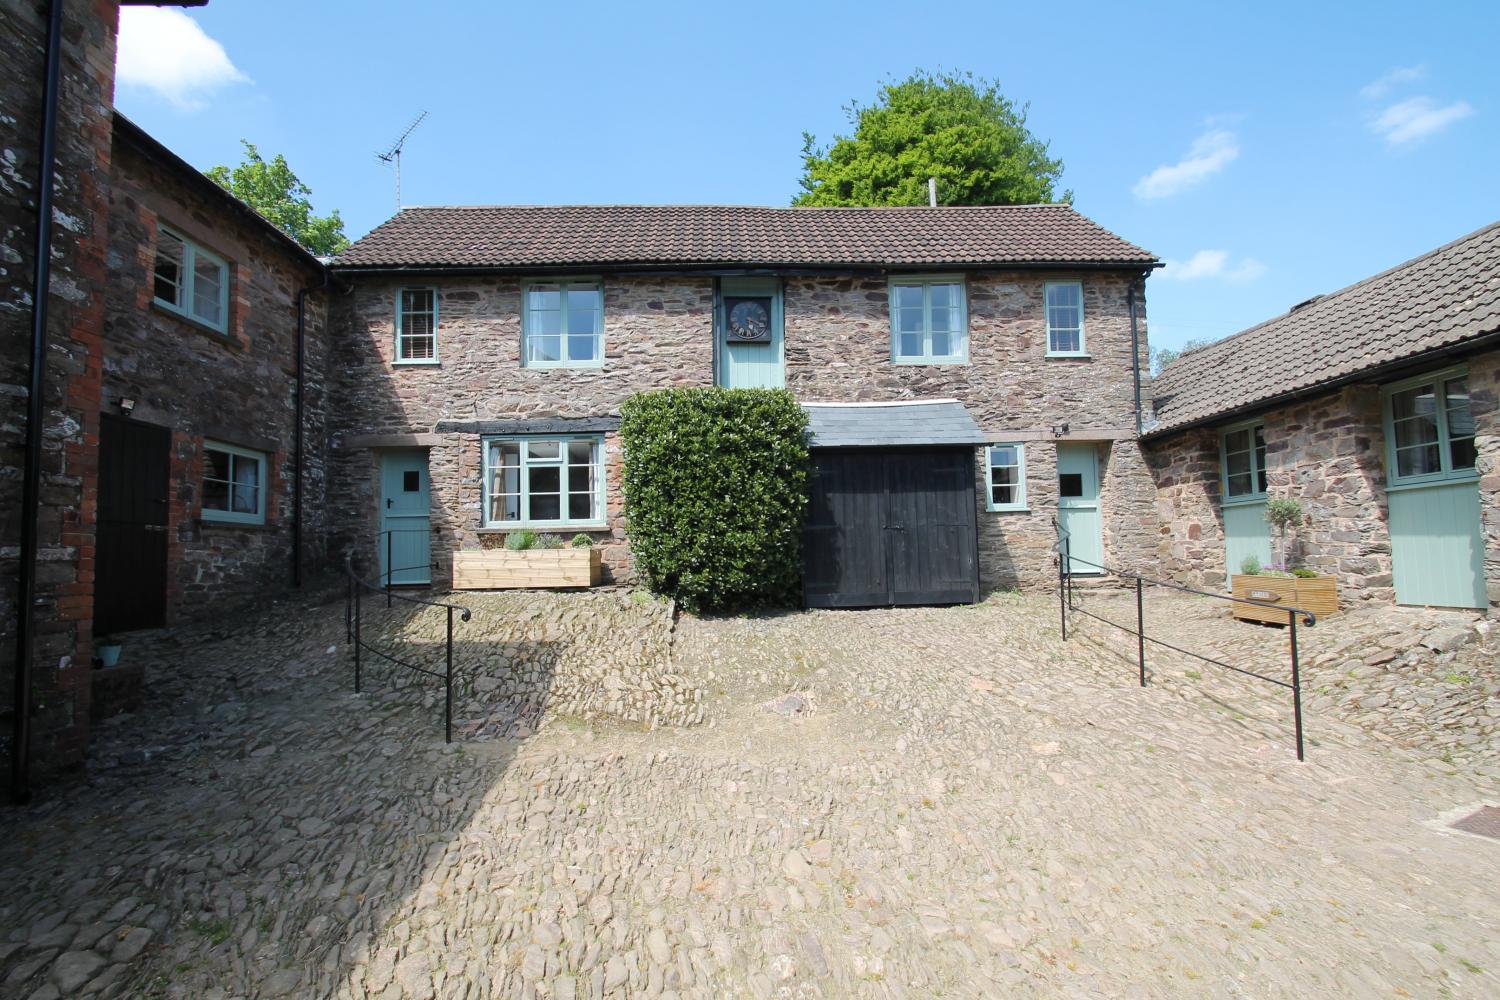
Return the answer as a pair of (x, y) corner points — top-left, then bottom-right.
(1159, 249), (1266, 283)
(1361, 65), (1426, 100)
(1133, 130), (1239, 200)
(116, 7), (249, 111)
(1369, 96), (1475, 146)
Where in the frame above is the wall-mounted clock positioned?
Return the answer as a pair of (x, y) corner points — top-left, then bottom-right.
(724, 296), (773, 343)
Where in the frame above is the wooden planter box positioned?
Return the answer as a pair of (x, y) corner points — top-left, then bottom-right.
(453, 548), (601, 590)
(1230, 574), (1339, 624)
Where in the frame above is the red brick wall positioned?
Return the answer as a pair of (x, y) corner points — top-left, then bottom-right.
(0, 0), (120, 772)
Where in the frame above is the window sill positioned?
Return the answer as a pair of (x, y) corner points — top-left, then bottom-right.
(1386, 474), (1479, 494)
(151, 301), (237, 347)
(1045, 352), (1091, 360)
(393, 358), (441, 367)
(891, 357), (968, 366)
(201, 515), (272, 530)
(986, 506), (1030, 515)
(523, 362), (606, 371)
(476, 522), (608, 533)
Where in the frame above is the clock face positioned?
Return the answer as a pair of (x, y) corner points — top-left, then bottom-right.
(726, 297), (772, 343)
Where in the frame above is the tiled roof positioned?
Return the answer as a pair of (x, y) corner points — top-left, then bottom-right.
(803, 400), (988, 448)
(1149, 220), (1500, 437)
(332, 204), (1156, 270)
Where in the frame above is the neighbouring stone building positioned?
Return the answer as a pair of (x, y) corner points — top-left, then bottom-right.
(2, 0), (327, 783)
(1145, 221), (1500, 611)
(326, 205), (1161, 602)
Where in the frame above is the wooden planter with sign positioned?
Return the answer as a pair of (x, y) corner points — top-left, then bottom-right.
(453, 548), (602, 590)
(1229, 574), (1339, 624)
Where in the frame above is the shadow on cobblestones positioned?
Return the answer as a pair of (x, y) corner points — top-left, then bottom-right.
(0, 591), (558, 998)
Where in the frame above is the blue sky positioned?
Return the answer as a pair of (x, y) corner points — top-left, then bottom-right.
(115, 1), (1499, 351)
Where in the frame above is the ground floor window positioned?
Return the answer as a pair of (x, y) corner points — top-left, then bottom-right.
(483, 436), (605, 528)
(202, 440), (267, 524)
(1220, 421), (1268, 500)
(1382, 367), (1477, 484)
(986, 443), (1027, 511)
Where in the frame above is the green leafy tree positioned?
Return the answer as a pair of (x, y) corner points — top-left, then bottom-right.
(794, 70), (1067, 207)
(206, 141), (349, 256)
(1150, 337), (1216, 376)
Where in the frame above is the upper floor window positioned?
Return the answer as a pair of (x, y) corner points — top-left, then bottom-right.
(1383, 368), (1477, 485)
(986, 443), (1028, 511)
(482, 436), (605, 527)
(396, 287), (438, 363)
(201, 440), (267, 525)
(1220, 422), (1268, 501)
(524, 281), (603, 367)
(1045, 281), (1085, 357)
(154, 226), (228, 333)
(889, 276), (967, 364)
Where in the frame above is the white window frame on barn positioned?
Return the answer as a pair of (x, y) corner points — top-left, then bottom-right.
(201, 440), (267, 525)
(522, 280), (605, 368)
(153, 225), (230, 334)
(1044, 281), (1087, 357)
(481, 435), (606, 529)
(395, 286), (440, 364)
(887, 275), (968, 364)
(985, 442), (1028, 511)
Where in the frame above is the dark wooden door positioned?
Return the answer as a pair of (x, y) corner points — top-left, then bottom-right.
(804, 448), (978, 609)
(95, 415), (170, 635)
(886, 449), (979, 605)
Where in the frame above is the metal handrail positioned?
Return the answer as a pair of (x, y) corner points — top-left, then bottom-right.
(1052, 518), (1313, 761)
(343, 552), (471, 742)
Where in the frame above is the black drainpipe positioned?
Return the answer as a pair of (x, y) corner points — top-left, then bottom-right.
(11, 0), (65, 806)
(1128, 276), (1144, 437)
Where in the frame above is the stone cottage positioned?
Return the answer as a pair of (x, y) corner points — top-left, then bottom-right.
(1145, 220), (1500, 611)
(3, 0), (329, 785)
(325, 205), (1161, 606)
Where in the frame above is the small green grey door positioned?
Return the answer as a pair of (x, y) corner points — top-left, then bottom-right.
(1057, 444), (1103, 575)
(380, 451), (431, 585)
(717, 276), (784, 389)
(1383, 370), (1486, 608)
(1220, 422), (1272, 574)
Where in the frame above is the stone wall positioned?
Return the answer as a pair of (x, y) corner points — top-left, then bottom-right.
(328, 275), (715, 585)
(331, 270), (1155, 594)
(1147, 346), (1500, 609)
(0, 0), (120, 770)
(102, 126), (329, 621)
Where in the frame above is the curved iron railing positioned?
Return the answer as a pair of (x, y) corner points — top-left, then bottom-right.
(344, 551), (472, 742)
(1054, 518), (1315, 761)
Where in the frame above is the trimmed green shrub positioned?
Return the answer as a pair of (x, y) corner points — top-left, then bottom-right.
(536, 533), (565, 549)
(570, 533), (593, 548)
(1239, 554), (1262, 576)
(504, 530), (538, 551)
(621, 388), (810, 614)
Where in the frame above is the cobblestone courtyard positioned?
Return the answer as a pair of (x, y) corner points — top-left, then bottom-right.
(2, 587), (1498, 999)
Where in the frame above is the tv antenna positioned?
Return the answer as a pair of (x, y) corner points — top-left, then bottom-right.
(376, 111), (427, 211)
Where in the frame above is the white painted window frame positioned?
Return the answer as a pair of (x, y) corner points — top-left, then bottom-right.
(985, 442), (1028, 512)
(481, 434), (607, 529)
(1044, 280), (1087, 358)
(201, 439), (268, 525)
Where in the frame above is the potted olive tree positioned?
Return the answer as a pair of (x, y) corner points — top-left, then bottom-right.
(453, 531), (602, 590)
(1230, 497), (1339, 623)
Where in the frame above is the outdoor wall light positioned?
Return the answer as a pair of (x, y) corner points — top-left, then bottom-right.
(118, 397), (136, 415)
(1052, 421), (1070, 438)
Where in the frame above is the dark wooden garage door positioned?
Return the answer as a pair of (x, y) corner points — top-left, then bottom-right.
(95, 415), (171, 635)
(803, 447), (979, 608)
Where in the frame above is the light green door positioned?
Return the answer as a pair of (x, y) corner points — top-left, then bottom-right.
(1383, 368), (1486, 609)
(1223, 501), (1272, 576)
(1389, 482), (1485, 608)
(717, 277), (784, 389)
(1057, 444), (1103, 576)
(380, 451), (431, 585)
